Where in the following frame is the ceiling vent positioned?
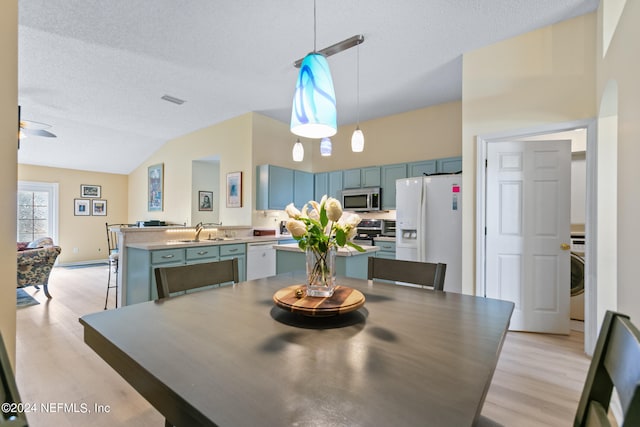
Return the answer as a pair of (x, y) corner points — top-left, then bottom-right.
(161, 94), (185, 105)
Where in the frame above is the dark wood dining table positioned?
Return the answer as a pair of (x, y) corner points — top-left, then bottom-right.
(80, 272), (514, 427)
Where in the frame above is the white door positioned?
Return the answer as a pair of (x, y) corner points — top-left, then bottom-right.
(485, 140), (571, 333)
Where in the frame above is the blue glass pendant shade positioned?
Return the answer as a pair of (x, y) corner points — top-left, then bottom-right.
(320, 137), (332, 156)
(290, 53), (337, 138)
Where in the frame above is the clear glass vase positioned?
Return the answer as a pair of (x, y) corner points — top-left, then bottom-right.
(305, 246), (337, 297)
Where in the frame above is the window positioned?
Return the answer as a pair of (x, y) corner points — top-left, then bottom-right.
(17, 181), (59, 243)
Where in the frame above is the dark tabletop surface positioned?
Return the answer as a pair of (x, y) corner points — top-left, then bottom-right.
(80, 272), (514, 427)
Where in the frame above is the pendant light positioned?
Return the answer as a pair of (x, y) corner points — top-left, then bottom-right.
(320, 137), (332, 156)
(292, 138), (304, 162)
(351, 42), (364, 152)
(290, 0), (337, 139)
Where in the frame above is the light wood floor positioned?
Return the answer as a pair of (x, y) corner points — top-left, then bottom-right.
(15, 265), (590, 426)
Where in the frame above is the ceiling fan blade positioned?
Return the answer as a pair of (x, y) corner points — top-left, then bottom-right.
(24, 128), (57, 138)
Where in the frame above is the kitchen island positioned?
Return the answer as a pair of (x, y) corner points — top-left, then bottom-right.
(274, 243), (378, 279)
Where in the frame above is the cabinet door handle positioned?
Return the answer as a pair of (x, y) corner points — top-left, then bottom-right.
(228, 248), (238, 253)
(197, 251), (208, 255)
(162, 254), (175, 259)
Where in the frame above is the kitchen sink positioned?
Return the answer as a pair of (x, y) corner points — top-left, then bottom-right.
(205, 237), (238, 241)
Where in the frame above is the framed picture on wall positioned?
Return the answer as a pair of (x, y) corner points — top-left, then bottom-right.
(92, 199), (107, 216)
(80, 184), (101, 198)
(226, 171), (242, 208)
(74, 199), (90, 216)
(199, 191), (213, 211)
(148, 163), (164, 212)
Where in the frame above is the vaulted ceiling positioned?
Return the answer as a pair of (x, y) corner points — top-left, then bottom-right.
(18, 0), (598, 174)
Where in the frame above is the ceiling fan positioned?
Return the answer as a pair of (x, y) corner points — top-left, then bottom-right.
(19, 119), (57, 138)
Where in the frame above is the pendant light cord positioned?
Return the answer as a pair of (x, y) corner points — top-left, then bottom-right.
(313, 0), (317, 52)
(356, 42), (360, 125)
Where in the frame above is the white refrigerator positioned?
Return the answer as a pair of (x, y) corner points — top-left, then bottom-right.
(395, 174), (462, 292)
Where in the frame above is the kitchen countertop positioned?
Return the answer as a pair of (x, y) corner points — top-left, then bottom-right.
(274, 243), (379, 256)
(127, 236), (287, 251)
(373, 236), (396, 242)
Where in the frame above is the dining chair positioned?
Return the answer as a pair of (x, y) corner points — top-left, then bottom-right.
(154, 258), (239, 299)
(367, 257), (447, 291)
(0, 332), (29, 427)
(574, 310), (640, 427)
(104, 223), (130, 310)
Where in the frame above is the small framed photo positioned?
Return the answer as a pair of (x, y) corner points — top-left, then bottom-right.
(148, 163), (164, 212)
(92, 199), (107, 216)
(199, 191), (213, 211)
(226, 171), (242, 208)
(80, 184), (101, 198)
(74, 199), (90, 216)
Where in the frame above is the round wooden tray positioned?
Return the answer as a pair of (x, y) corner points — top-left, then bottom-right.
(273, 285), (365, 317)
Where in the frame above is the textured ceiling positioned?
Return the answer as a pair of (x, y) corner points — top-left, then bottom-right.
(18, 0), (598, 174)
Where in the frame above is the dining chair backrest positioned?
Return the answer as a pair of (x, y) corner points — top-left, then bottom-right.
(367, 257), (446, 291)
(155, 258), (239, 299)
(574, 310), (640, 427)
(1, 332), (29, 427)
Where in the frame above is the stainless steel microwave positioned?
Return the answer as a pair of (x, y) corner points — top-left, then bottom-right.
(341, 187), (381, 212)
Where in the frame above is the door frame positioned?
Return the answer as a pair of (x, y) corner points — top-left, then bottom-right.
(475, 118), (597, 354)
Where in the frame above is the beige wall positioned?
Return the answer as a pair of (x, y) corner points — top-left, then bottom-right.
(313, 101), (462, 172)
(1, 0), (17, 366)
(18, 165), (128, 264)
(597, 0), (640, 323)
(128, 113), (255, 226)
(461, 13), (597, 294)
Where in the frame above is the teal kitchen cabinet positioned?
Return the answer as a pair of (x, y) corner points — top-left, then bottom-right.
(127, 247), (185, 304)
(436, 156), (462, 173)
(256, 164), (294, 210)
(315, 170), (343, 201)
(381, 164), (407, 210)
(328, 170), (343, 200)
(275, 247), (375, 280)
(294, 170), (314, 207)
(343, 167), (381, 189)
(314, 172), (328, 201)
(408, 160), (437, 177)
(125, 243), (245, 305)
(219, 243), (246, 283)
(373, 239), (396, 259)
(343, 168), (361, 189)
(361, 167), (381, 187)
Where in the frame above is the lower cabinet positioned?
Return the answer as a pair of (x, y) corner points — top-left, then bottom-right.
(276, 249), (374, 280)
(219, 243), (246, 285)
(373, 239), (396, 259)
(126, 243), (245, 305)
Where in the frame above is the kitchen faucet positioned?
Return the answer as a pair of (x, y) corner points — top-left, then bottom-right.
(194, 222), (204, 241)
(194, 222), (222, 241)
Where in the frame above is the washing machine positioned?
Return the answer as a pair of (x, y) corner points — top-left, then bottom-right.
(570, 233), (585, 321)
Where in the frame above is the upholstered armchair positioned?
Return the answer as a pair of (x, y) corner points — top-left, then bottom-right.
(17, 237), (61, 299)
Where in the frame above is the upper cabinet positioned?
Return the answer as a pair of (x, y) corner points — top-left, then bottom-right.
(381, 164), (407, 210)
(261, 156), (460, 211)
(408, 160), (436, 177)
(256, 165), (313, 210)
(436, 156), (463, 173)
(343, 168), (361, 189)
(294, 170), (314, 207)
(343, 167), (381, 189)
(328, 171), (343, 200)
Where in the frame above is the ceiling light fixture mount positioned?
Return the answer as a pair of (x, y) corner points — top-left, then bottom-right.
(293, 35), (365, 69)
